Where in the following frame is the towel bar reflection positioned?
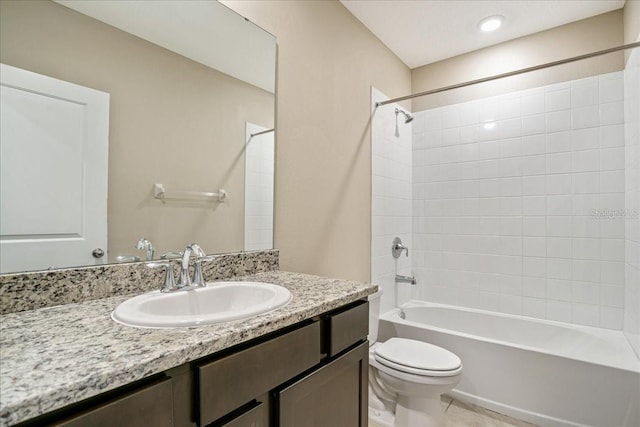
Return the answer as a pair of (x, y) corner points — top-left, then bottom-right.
(153, 183), (227, 202)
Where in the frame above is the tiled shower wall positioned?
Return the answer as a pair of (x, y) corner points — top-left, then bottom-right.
(624, 44), (640, 355)
(244, 123), (275, 251)
(412, 71), (626, 329)
(371, 87), (414, 315)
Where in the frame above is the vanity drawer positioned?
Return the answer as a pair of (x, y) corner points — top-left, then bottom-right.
(326, 301), (369, 357)
(196, 321), (321, 426)
(52, 378), (173, 427)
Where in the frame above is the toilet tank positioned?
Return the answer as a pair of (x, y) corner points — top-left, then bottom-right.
(368, 289), (383, 344)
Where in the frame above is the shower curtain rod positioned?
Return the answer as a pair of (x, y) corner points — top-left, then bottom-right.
(250, 128), (275, 138)
(375, 41), (640, 107)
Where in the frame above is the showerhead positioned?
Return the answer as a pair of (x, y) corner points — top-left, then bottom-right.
(395, 108), (414, 124)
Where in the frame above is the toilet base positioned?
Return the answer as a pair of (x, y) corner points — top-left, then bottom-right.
(395, 395), (443, 427)
(368, 406), (394, 427)
(368, 396), (444, 427)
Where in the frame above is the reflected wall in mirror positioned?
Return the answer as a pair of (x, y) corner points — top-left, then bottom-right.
(0, 0), (276, 274)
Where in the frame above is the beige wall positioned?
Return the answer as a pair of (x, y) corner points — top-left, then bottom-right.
(223, 0), (411, 282)
(1, 0), (274, 261)
(625, 0), (640, 45)
(411, 10), (624, 111)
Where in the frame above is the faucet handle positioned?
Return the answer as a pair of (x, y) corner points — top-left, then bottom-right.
(391, 237), (409, 259)
(187, 243), (206, 257)
(136, 238), (155, 261)
(147, 262), (177, 292)
(192, 255), (215, 287)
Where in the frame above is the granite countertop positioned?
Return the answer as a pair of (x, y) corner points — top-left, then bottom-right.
(0, 271), (377, 426)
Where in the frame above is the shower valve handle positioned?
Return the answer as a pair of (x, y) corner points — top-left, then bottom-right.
(392, 237), (409, 259)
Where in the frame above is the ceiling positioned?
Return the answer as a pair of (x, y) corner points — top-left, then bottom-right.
(340, 0), (625, 69)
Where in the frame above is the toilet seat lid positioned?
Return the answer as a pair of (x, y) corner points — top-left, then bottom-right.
(374, 338), (461, 372)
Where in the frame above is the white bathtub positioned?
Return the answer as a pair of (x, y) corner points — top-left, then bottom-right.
(377, 301), (640, 427)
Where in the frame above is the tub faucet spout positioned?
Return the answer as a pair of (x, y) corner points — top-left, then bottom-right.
(395, 274), (416, 285)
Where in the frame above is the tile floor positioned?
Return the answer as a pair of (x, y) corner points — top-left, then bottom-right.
(369, 396), (538, 427)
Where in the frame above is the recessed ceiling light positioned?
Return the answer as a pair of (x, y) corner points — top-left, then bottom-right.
(478, 15), (505, 33)
(483, 122), (496, 130)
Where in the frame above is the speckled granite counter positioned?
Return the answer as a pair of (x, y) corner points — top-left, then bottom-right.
(0, 271), (377, 426)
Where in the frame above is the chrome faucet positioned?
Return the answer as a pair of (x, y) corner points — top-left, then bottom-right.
(395, 274), (417, 285)
(178, 243), (206, 288)
(136, 238), (155, 261)
(147, 244), (212, 292)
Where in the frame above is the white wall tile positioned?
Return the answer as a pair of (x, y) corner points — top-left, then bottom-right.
(523, 256), (546, 277)
(547, 278), (573, 300)
(522, 114), (546, 136)
(572, 302), (600, 326)
(572, 238), (600, 260)
(523, 276), (546, 297)
(408, 69), (630, 330)
(547, 237), (572, 258)
(572, 150), (600, 172)
(600, 101), (624, 126)
(599, 73), (623, 103)
(572, 106), (599, 129)
(572, 172), (600, 194)
(522, 175), (546, 195)
(572, 128), (599, 151)
(572, 194), (600, 216)
(600, 147), (625, 170)
(546, 110), (571, 132)
(601, 239), (625, 262)
(600, 170), (624, 193)
(442, 106), (460, 128)
(546, 89), (571, 112)
(547, 300), (572, 322)
(600, 261), (625, 285)
(600, 284), (625, 308)
(522, 155), (547, 176)
(522, 93), (545, 116)
(572, 216), (600, 238)
(546, 174), (572, 194)
(547, 259), (573, 280)
(600, 124), (625, 148)
(572, 282), (600, 304)
(571, 82), (598, 108)
(600, 306), (624, 330)
(572, 259), (601, 282)
(547, 153), (572, 174)
(524, 237), (546, 257)
(546, 195), (572, 215)
(546, 131), (572, 153)
(524, 217), (546, 236)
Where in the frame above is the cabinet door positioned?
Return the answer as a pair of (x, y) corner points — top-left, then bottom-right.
(196, 322), (321, 426)
(52, 379), (173, 427)
(277, 342), (368, 427)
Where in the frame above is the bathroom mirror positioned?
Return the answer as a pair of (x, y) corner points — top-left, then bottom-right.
(0, 0), (276, 274)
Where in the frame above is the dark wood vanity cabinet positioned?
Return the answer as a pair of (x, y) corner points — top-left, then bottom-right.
(194, 322), (322, 426)
(276, 342), (368, 427)
(50, 378), (174, 427)
(16, 300), (369, 427)
(193, 300), (370, 427)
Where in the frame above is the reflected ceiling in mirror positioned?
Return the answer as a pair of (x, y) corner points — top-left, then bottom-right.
(0, 0), (276, 274)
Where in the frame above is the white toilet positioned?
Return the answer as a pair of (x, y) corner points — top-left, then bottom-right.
(368, 290), (462, 427)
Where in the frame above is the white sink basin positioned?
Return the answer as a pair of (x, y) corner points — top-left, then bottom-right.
(111, 281), (292, 328)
